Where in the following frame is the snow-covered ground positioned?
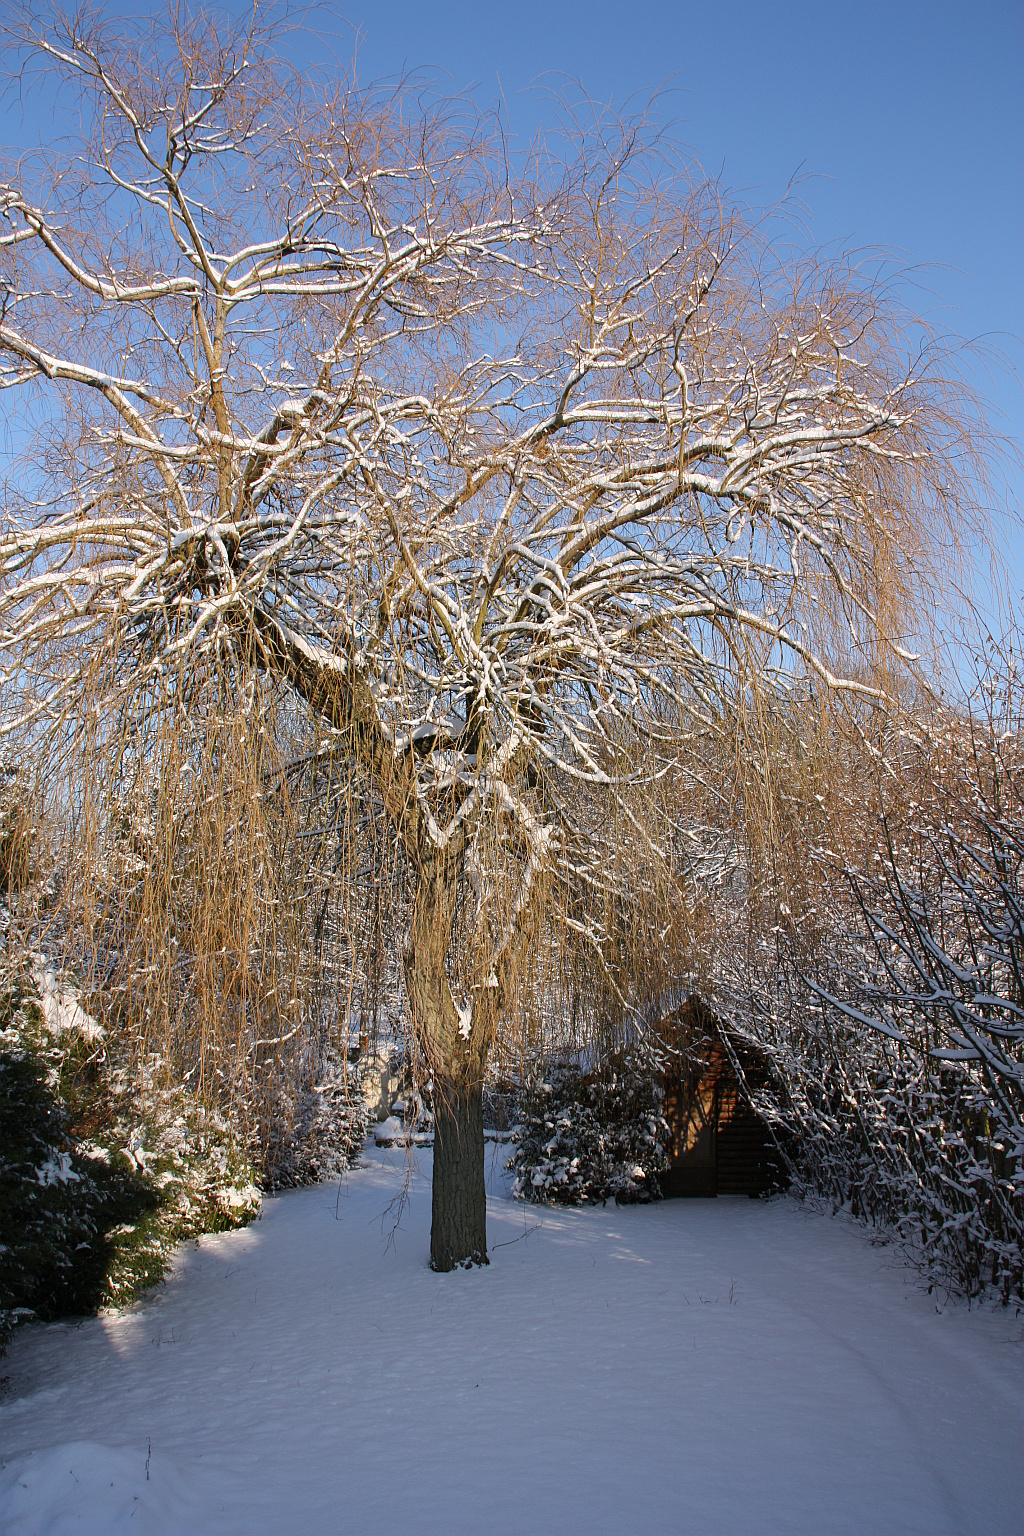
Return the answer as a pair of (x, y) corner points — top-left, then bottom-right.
(1, 1146), (1021, 1536)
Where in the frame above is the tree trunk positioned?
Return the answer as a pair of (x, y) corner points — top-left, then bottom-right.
(430, 1076), (488, 1271)
(403, 856), (489, 1271)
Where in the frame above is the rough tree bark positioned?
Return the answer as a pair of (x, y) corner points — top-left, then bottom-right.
(402, 855), (490, 1268)
(430, 1079), (487, 1270)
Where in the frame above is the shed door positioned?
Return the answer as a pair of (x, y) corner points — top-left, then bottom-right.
(662, 1073), (718, 1197)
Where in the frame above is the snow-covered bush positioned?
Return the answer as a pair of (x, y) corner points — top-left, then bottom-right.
(712, 671), (1024, 1303)
(509, 1046), (669, 1205)
(0, 961), (261, 1356)
(790, 778), (1023, 1299)
(737, 963), (1023, 1302)
(262, 1039), (372, 1187)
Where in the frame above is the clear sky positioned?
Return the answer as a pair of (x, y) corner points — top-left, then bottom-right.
(332, 0), (1024, 615)
(2, 0), (1022, 618)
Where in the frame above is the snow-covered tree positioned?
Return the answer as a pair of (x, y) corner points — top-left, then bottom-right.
(0, 7), (981, 1267)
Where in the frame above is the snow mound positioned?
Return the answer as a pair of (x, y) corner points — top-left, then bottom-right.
(373, 1114), (433, 1146)
(0, 1441), (201, 1535)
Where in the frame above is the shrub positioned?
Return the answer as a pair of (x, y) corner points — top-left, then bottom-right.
(262, 1039), (372, 1188)
(0, 963), (261, 1356)
(509, 1045), (669, 1205)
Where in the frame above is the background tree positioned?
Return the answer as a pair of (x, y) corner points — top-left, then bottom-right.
(0, 6), (980, 1268)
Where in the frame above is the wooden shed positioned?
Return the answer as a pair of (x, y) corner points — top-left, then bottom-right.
(657, 1002), (787, 1199)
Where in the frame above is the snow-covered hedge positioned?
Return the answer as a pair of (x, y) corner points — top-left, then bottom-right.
(509, 1046), (669, 1205)
(737, 966), (1024, 1303)
(719, 704), (1024, 1303)
(0, 962), (261, 1355)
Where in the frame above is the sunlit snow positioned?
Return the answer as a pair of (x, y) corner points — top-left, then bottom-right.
(1, 1147), (1020, 1535)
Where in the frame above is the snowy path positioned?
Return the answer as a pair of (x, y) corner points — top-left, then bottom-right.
(1, 1147), (1021, 1536)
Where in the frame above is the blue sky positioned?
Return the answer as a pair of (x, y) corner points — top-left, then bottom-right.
(3, 0), (1021, 616)
(334, 0), (1024, 604)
